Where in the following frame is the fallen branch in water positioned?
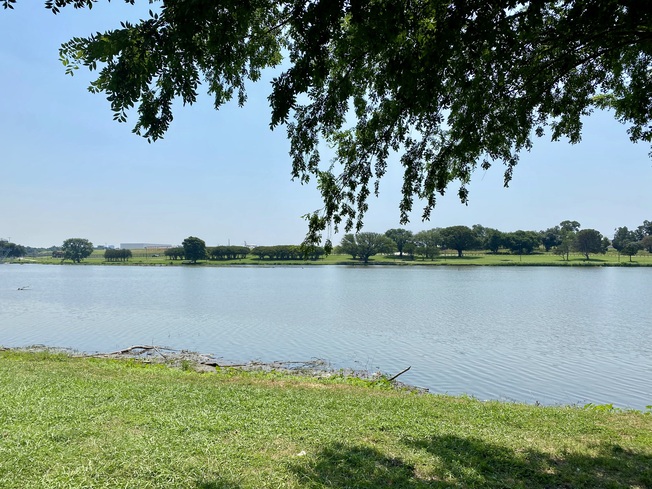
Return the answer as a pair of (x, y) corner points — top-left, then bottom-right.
(105, 345), (165, 355)
(388, 366), (411, 382)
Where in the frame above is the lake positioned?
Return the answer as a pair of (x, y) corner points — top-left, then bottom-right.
(1, 264), (650, 410)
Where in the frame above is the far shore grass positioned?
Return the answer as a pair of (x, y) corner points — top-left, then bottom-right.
(12, 248), (652, 267)
(1, 350), (651, 488)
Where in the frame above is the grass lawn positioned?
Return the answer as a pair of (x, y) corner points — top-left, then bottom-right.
(18, 248), (652, 267)
(1, 351), (651, 488)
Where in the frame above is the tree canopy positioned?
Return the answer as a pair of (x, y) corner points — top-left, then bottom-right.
(5, 1), (652, 246)
(440, 226), (479, 257)
(339, 232), (396, 262)
(573, 229), (606, 260)
(61, 238), (94, 263)
(0, 240), (26, 260)
(182, 236), (206, 263)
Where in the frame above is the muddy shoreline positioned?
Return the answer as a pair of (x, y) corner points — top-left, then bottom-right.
(2, 344), (423, 392)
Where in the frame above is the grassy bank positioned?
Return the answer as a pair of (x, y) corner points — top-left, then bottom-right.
(1, 351), (651, 488)
(13, 248), (652, 267)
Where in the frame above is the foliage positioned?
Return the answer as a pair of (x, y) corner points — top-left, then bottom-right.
(554, 237), (573, 261)
(641, 235), (652, 254)
(61, 238), (94, 263)
(540, 226), (562, 252)
(552, 220), (581, 260)
(440, 226), (479, 257)
(5, 1), (652, 244)
(250, 245), (324, 260)
(164, 246), (185, 260)
(634, 220), (652, 252)
(573, 229), (605, 260)
(411, 229), (441, 259)
(503, 230), (541, 255)
(560, 220), (581, 233)
(384, 228), (413, 257)
(0, 240), (26, 259)
(612, 226), (638, 253)
(635, 220), (652, 241)
(621, 241), (641, 262)
(472, 225), (502, 253)
(181, 236), (206, 263)
(103, 248), (132, 262)
(208, 245), (250, 260)
(339, 232), (396, 263)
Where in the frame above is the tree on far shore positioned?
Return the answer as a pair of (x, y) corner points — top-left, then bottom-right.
(182, 237), (206, 264)
(339, 233), (396, 263)
(165, 247), (185, 260)
(440, 226), (479, 258)
(621, 242), (641, 262)
(384, 229), (413, 257)
(61, 238), (93, 263)
(573, 229), (605, 260)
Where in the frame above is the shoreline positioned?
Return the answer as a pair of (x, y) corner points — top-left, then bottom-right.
(4, 345), (647, 412)
(2, 344), (425, 393)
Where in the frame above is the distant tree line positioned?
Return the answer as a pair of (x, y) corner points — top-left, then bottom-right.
(209, 246), (250, 260)
(162, 238), (326, 263)
(0, 240), (26, 259)
(164, 247), (186, 260)
(104, 249), (133, 262)
(338, 219), (652, 262)
(27, 218), (652, 266)
(250, 245), (325, 261)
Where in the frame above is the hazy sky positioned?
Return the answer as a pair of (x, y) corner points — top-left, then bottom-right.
(1, 3), (650, 248)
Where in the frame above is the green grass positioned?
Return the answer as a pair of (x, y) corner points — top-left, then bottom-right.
(1, 351), (651, 488)
(17, 248), (652, 267)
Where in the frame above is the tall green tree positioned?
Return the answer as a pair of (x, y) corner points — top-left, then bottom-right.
(503, 231), (541, 256)
(182, 236), (206, 264)
(440, 226), (479, 258)
(6, 1), (651, 245)
(485, 229), (505, 254)
(573, 229), (605, 260)
(413, 229), (442, 260)
(621, 242), (641, 262)
(612, 226), (637, 258)
(384, 229), (413, 257)
(62, 238), (94, 263)
(641, 235), (652, 253)
(560, 220), (581, 233)
(339, 232), (395, 263)
(540, 227), (562, 252)
(635, 220), (652, 240)
(554, 237), (573, 261)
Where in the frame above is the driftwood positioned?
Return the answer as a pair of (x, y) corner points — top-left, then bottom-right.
(387, 366), (411, 382)
(86, 345), (323, 368)
(105, 345), (170, 355)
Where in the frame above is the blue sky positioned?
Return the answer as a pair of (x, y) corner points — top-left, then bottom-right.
(1, 3), (650, 248)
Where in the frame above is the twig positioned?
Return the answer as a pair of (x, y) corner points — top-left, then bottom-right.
(153, 346), (168, 360)
(388, 366), (411, 382)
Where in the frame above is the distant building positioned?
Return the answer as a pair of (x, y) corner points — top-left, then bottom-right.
(120, 243), (172, 250)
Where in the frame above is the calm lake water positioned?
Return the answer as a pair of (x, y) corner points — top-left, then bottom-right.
(1, 264), (651, 410)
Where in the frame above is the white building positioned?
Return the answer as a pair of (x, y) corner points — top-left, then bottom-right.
(120, 243), (172, 250)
